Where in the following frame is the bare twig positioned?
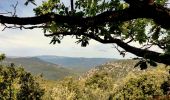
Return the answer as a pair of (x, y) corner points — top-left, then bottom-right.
(1, 24), (47, 31)
(11, 1), (18, 17)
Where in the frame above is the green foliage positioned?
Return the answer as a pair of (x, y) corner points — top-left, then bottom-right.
(33, 0), (128, 46)
(0, 53), (5, 61)
(75, 0), (125, 16)
(17, 71), (44, 100)
(49, 74), (114, 100)
(113, 68), (169, 99)
(0, 54), (44, 99)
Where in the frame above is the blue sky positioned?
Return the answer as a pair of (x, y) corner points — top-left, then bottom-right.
(0, 0), (136, 58)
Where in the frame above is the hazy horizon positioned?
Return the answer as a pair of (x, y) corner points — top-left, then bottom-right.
(7, 54), (121, 59)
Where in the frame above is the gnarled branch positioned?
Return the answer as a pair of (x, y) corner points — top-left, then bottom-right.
(0, 4), (169, 29)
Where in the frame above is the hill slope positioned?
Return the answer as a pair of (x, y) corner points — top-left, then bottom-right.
(3, 57), (75, 80)
(82, 59), (142, 81)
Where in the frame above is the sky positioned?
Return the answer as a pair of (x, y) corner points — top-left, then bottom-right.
(0, 0), (135, 58)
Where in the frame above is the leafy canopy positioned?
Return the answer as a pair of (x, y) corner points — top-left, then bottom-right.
(33, 0), (170, 52)
(0, 0), (167, 65)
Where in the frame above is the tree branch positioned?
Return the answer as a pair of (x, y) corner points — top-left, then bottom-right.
(0, 4), (169, 29)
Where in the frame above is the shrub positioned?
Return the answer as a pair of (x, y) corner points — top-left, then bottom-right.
(113, 67), (169, 99)
(0, 54), (44, 99)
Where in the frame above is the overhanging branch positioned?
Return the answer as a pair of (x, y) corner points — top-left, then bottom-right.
(0, 4), (170, 29)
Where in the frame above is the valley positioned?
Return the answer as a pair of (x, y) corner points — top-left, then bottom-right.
(3, 55), (116, 80)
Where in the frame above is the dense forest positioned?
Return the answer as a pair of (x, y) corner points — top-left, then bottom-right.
(1, 54), (170, 99)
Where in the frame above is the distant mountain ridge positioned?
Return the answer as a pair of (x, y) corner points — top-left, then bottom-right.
(3, 57), (75, 80)
(36, 55), (117, 72)
(3, 55), (117, 80)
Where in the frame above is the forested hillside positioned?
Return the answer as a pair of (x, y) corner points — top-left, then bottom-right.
(40, 60), (170, 100)
(3, 57), (76, 80)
